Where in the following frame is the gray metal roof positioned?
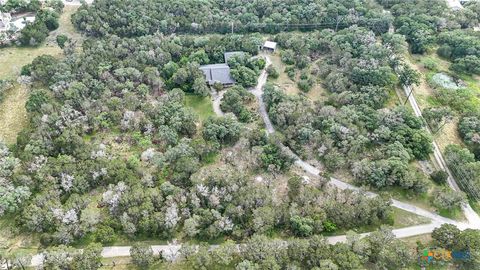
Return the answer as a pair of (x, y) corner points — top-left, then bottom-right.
(224, 51), (246, 63)
(199, 64), (235, 85)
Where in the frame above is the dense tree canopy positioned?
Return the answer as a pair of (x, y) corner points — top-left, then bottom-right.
(3, 1), (480, 268)
(72, 0), (392, 37)
(264, 27), (432, 191)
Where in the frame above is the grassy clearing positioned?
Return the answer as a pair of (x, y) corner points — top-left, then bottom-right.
(268, 53), (298, 95)
(0, 46), (62, 79)
(405, 54), (438, 111)
(406, 53), (466, 153)
(0, 44), (61, 143)
(101, 261), (194, 270)
(386, 186), (435, 212)
(184, 94), (214, 122)
(0, 6), (81, 144)
(432, 118), (464, 153)
(100, 257), (134, 270)
(268, 52), (327, 102)
(401, 235), (458, 270)
(0, 84), (29, 144)
(305, 81), (328, 102)
(393, 208), (430, 229)
(438, 207), (464, 220)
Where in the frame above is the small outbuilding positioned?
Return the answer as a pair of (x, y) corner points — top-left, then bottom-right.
(199, 63), (235, 86)
(262, 41), (277, 53)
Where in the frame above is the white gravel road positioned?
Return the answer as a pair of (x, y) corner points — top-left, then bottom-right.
(403, 84), (480, 227)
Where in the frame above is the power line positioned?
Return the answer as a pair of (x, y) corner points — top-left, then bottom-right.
(198, 17), (389, 34)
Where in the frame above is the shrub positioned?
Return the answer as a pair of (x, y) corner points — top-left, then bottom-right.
(26, 89), (50, 113)
(451, 56), (480, 75)
(212, 81), (223, 91)
(56, 34), (69, 49)
(432, 187), (466, 210)
(290, 215), (314, 236)
(267, 65), (279, 79)
(437, 45), (452, 59)
(21, 64), (32, 76)
(281, 49), (295, 65)
(323, 220), (337, 232)
(130, 244), (156, 268)
(422, 59), (438, 71)
(285, 66), (296, 80)
(202, 115), (241, 145)
(297, 79), (313, 93)
(430, 170), (448, 185)
(93, 225), (116, 244)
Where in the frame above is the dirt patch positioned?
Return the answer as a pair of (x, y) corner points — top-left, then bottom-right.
(306, 82), (328, 102)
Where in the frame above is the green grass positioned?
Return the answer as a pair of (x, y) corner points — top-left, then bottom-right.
(469, 199), (480, 216)
(393, 208), (430, 228)
(459, 74), (480, 93)
(438, 207), (463, 220)
(202, 151), (219, 164)
(184, 94), (214, 122)
(0, 84), (29, 144)
(383, 186), (435, 212)
(0, 46), (62, 79)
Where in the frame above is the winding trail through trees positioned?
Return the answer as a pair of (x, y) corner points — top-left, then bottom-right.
(10, 54), (480, 269)
(252, 54), (474, 230)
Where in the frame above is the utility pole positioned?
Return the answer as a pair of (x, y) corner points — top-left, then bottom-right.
(231, 22), (234, 34)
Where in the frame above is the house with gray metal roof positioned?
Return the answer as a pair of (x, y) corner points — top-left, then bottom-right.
(199, 63), (235, 86)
